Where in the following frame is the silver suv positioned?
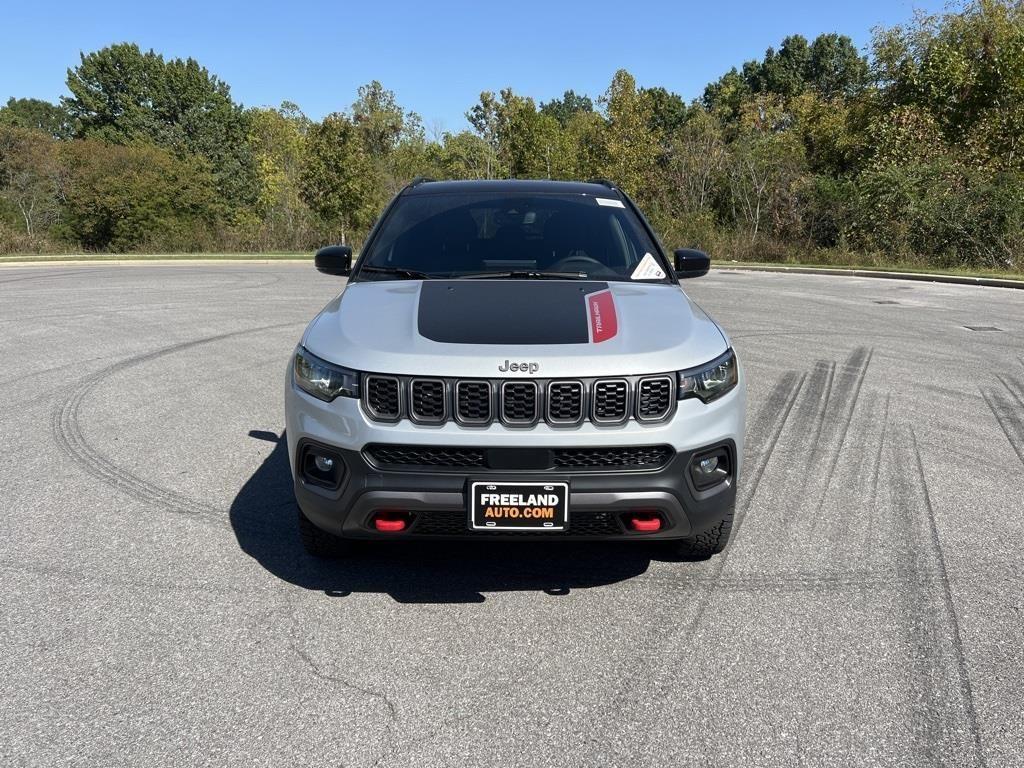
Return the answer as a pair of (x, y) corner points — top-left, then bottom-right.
(285, 179), (745, 558)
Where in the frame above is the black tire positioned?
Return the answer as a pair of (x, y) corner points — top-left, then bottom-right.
(297, 507), (351, 558)
(667, 503), (735, 560)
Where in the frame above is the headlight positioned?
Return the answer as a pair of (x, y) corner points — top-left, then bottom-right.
(293, 346), (360, 402)
(678, 349), (738, 403)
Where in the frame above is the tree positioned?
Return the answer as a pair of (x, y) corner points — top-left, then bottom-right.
(429, 131), (491, 179)
(248, 102), (313, 249)
(352, 81), (417, 158)
(702, 67), (751, 118)
(300, 113), (379, 244)
(807, 34), (869, 98)
(539, 90), (594, 126)
(467, 91), (502, 178)
(872, 0), (1024, 170)
(63, 43), (257, 206)
(598, 70), (661, 202)
(467, 89), (566, 178)
(60, 139), (221, 251)
(640, 87), (688, 135)
(0, 98), (73, 139)
(0, 127), (64, 236)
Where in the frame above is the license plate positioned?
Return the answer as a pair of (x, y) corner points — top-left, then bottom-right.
(469, 482), (569, 531)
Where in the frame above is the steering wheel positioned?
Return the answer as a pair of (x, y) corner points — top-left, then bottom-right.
(548, 254), (608, 273)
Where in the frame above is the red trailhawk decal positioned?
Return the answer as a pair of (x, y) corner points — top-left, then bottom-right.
(587, 289), (618, 343)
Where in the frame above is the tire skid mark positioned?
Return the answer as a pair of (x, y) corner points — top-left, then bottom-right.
(51, 323), (301, 520)
(591, 369), (806, 763)
(802, 360), (837, 474)
(0, 268), (95, 286)
(864, 393), (892, 552)
(889, 423), (988, 767)
(807, 347), (874, 532)
(733, 370), (807, 532)
(980, 381), (1024, 468)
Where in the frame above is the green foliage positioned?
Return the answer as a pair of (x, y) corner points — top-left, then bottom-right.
(300, 113), (379, 243)
(596, 70), (660, 203)
(539, 90), (594, 126)
(0, 98), (73, 139)
(0, 127), (63, 236)
(3, 2), (1024, 270)
(59, 139), (221, 251)
(63, 43), (257, 207)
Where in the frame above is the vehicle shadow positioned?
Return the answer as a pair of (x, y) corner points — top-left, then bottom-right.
(229, 432), (659, 603)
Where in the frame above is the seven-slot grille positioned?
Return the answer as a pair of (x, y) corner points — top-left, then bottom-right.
(636, 376), (673, 421)
(361, 374), (676, 426)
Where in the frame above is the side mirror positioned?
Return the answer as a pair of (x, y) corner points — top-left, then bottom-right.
(314, 245), (352, 276)
(673, 248), (710, 279)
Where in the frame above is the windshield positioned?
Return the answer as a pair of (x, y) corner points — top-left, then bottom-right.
(357, 192), (668, 281)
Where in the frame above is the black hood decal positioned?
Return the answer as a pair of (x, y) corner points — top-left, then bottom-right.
(418, 280), (610, 344)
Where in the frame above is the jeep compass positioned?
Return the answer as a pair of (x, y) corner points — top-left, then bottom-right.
(284, 179), (745, 558)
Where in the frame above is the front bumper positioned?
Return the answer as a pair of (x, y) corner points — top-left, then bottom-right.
(285, 366), (744, 541)
(293, 442), (736, 541)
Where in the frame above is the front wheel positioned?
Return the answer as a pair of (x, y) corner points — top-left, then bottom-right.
(666, 503), (735, 560)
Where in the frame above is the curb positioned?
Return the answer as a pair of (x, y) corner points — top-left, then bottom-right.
(712, 264), (1024, 290)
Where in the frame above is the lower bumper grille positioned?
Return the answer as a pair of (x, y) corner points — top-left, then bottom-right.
(412, 509), (622, 536)
(364, 444), (674, 472)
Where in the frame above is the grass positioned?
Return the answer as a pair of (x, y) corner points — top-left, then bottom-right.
(719, 260), (1024, 281)
(0, 252), (309, 263)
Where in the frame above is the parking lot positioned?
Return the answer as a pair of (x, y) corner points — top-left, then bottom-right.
(1, 263), (1022, 767)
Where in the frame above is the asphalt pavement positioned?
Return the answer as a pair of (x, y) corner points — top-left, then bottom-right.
(1, 264), (1022, 767)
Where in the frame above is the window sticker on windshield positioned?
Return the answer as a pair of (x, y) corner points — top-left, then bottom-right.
(595, 197), (625, 208)
(630, 253), (666, 280)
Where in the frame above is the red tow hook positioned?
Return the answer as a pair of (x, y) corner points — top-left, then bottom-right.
(627, 514), (662, 533)
(372, 512), (408, 532)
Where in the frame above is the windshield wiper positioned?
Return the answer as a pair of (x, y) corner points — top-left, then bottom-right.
(359, 265), (438, 280)
(456, 270), (589, 280)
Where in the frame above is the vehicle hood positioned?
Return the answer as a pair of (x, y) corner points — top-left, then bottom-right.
(302, 279), (728, 378)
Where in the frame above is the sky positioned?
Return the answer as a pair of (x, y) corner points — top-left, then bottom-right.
(1, 0), (949, 133)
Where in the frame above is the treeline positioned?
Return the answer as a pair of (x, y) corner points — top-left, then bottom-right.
(1, 0), (1022, 271)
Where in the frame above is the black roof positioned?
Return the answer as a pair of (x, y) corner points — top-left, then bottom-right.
(402, 178), (621, 197)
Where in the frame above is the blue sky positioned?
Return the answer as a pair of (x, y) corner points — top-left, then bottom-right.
(2, 0), (947, 132)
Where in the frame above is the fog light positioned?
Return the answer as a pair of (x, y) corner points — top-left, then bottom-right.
(690, 447), (731, 491)
(697, 456), (719, 474)
(300, 444), (344, 489)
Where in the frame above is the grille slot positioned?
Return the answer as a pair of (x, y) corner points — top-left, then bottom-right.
(410, 379), (446, 423)
(636, 376), (673, 421)
(552, 445), (672, 470)
(547, 381), (584, 424)
(592, 379), (629, 423)
(364, 375), (401, 420)
(501, 381), (539, 425)
(456, 380), (492, 424)
(365, 444), (486, 470)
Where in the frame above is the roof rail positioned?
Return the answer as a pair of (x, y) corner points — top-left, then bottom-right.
(587, 178), (618, 190)
(408, 176), (436, 187)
